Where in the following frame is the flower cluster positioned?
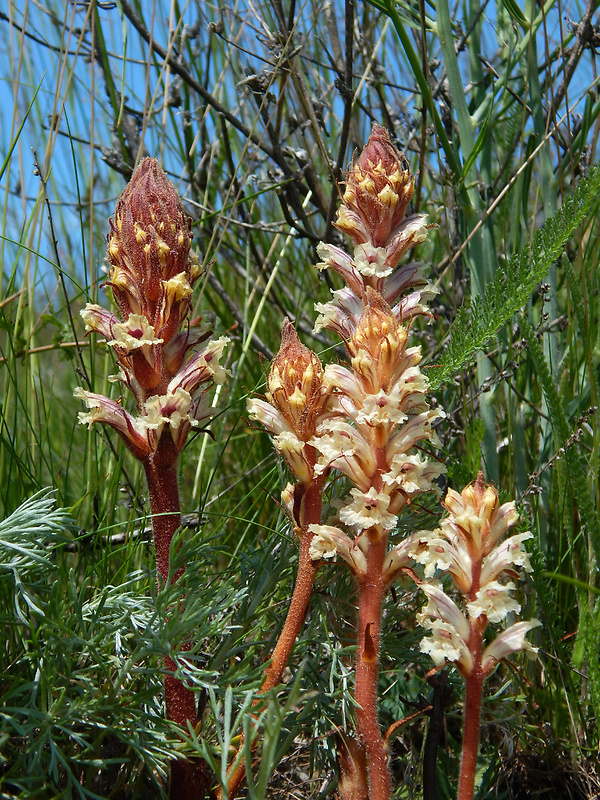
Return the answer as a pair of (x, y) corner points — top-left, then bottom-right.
(75, 159), (228, 462)
(241, 125), (542, 800)
(314, 124), (437, 340)
(305, 125), (444, 580)
(413, 474), (540, 677)
(248, 320), (335, 487)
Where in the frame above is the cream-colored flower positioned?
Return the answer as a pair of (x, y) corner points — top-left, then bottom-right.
(308, 524), (367, 577)
(382, 453), (445, 496)
(417, 584), (473, 673)
(354, 388), (408, 427)
(108, 314), (164, 351)
(74, 387), (155, 459)
(410, 530), (472, 592)
(352, 243), (392, 278)
(480, 533), (534, 585)
(386, 408), (445, 458)
(481, 620), (541, 676)
(467, 581), (521, 624)
(80, 304), (120, 339)
(311, 419), (376, 489)
(273, 431), (312, 484)
(313, 288), (364, 338)
(339, 487), (397, 532)
(144, 387), (193, 430)
(382, 536), (418, 586)
(171, 336), (230, 391)
(419, 619), (472, 672)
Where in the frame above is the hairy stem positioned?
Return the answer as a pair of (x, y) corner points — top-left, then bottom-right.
(222, 481), (322, 800)
(144, 437), (184, 586)
(262, 524), (320, 690)
(144, 435), (205, 798)
(458, 549), (484, 800)
(355, 533), (390, 800)
(458, 623), (484, 800)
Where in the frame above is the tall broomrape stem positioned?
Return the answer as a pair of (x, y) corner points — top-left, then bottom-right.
(144, 437), (185, 585)
(262, 481), (322, 691)
(355, 533), (390, 800)
(458, 623), (484, 800)
(306, 124), (444, 797)
(74, 159), (229, 799)
(144, 436), (198, 735)
(223, 322), (335, 798)
(222, 481), (322, 800)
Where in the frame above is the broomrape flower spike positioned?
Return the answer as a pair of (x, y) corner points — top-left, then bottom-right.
(221, 320), (335, 800)
(414, 473), (540, 800)
(314, 124), (438, 340)
(74, 158), (228, 800)
(304, 125), (445, 800)
(76, 158), (228, 465)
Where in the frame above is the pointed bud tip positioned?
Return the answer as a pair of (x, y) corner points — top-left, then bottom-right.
(339, 124), (416, 248)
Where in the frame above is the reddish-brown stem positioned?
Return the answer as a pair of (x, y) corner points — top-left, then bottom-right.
(457, 546), (484, 800)
(337, 733), (369, 800)
(262, 526), (320, 691)
(144, 435), (206, 798)
(144, 437), (184, 586)
(220, 480), (322, 800)
(355, 533), (391, 800)
(457, 623), (484, 800)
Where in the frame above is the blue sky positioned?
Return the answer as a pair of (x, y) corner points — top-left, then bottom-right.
(0, 0), (596, 300)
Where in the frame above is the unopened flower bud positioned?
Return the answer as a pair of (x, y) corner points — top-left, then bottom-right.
(347, 289), (408, 392)
(106, 158), (199, 343)
(442, 473), (519, 558)
(267, 319), (329, 439)
(336, 124), (418, 249)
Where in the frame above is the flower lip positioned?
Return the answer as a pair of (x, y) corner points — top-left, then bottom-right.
(339, 487), (397, 532)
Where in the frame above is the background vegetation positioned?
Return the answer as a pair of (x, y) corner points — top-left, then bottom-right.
(1, 0), (599, 796)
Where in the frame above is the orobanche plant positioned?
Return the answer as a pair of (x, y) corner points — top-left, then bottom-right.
(75, 159), (228, 799)
(245, 125), (539, 800)
(73, 131), (539, 800)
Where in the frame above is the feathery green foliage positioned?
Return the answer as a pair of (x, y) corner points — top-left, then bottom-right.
(429, 164), (600, 389)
